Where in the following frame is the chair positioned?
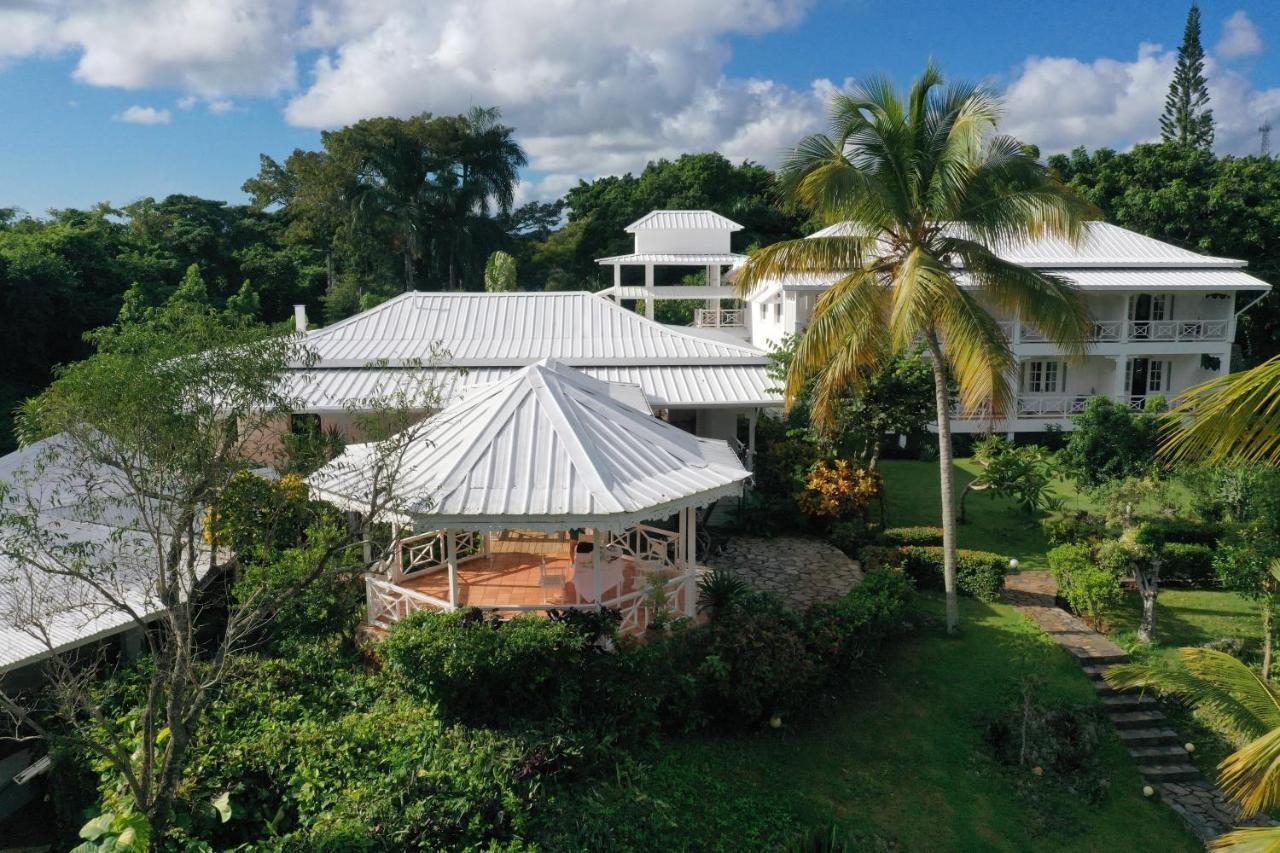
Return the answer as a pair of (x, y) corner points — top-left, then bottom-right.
(539, 556), (566, 589)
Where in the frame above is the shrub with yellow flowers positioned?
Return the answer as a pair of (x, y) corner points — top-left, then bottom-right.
(796, 459), (882, 520)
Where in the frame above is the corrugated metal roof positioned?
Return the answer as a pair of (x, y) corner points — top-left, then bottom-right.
(0, 437), (209, 674)
(805, 221), (1247, 269)
(595, 252), (746, 265)
(307, 360), (750, 531)
(286, 363), (780, 412)
(625, 210), (744, 232)
(1047, 269), (1271, 291)
(300, 291), (767, 368)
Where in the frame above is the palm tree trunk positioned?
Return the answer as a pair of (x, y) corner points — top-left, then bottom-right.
(1264, 604), (1273, 681)
(404, 248), (414, 291)
(925, 331), (961, 634)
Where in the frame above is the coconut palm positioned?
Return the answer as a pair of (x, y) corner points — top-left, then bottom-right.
(736, 63), (1095, 632)
(1106, 647), (1280, 850)
(1162, 354), (1280, 465)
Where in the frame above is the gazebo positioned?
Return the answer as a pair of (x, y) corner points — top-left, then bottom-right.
(307, 359), (751, 635)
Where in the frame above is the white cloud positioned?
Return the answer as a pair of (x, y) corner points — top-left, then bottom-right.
(1001, 42), (1280, 156)
(1217, 10), (1263, 60)
(207, 98), (234, 114)
(113, 105), (171, 125)
(176, 95), (198, 110)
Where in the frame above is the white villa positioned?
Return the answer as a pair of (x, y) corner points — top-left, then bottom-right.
(737, 220), (1270, 435)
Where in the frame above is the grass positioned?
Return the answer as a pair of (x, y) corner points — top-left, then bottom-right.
(540, 593), (1199, 851)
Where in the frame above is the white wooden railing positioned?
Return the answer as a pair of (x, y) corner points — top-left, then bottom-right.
(605, 524), (682, 570)
(694, 308), (745, 328)
(954, 393), (1173, 420)
(1127, 320), (1227, 342)
(388, 530), (484, 582)
(365, 574), (452, 624)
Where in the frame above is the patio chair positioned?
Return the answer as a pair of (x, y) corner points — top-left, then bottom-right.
(539, 556), (566, 589)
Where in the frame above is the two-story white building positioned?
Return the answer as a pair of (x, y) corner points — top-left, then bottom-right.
(743, 221), (1271, 435)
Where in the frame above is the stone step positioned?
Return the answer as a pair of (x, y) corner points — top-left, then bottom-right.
(1117, 727), (1182, 747)
(1111, 710), (1167, 730)
(1102, 693), (1160, 711)
(1082, 664), (1115, 680)
(1129, 745), (1193, 766)
(1091, 680), (1119, 697)
(1070, 649), (1130, 667)
(1139, 763), (1201, 783)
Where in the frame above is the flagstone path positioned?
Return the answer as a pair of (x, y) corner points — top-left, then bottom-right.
(1003, 570), (1275, 844)
(708, 536), (863, 610)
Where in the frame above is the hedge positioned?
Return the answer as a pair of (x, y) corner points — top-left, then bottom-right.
(1144, 518), (1224, 548)
(881, 526), (944, 547)
(1161, 542), (1216, 586)
(1040, 513), (1107, 546)
(862, 545), (1010, 602)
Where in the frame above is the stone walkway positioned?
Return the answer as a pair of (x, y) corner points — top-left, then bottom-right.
(1004, 571), (1275, 844)
(707, 535), (863, 610)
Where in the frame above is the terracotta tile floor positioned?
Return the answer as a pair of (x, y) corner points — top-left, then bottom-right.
(399, 529), (658, 609)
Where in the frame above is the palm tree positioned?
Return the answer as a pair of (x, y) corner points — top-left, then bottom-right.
(736, 63), (1095, 632)
(1106, 648), (1280, 850)
(1162, 354), (1280, 465)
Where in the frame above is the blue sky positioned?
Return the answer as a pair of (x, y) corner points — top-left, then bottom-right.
(1, 0), (1277, 215)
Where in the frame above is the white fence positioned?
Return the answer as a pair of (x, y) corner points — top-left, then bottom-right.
(387, 529), (484, 582)
(693, 308), (745, 328)
(1011, 319), (1226, 344)
(605, 524), (682, 570)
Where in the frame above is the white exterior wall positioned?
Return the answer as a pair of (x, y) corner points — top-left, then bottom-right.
(748, 295), (789, 351)
(635, 229), (732, 254)
(695, 408), (739, 443)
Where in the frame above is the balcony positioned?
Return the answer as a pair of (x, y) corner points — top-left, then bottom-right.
(1007, 319), (1227, 344)
(693, 308), (745, 328)
(953, 393), (1167, 420)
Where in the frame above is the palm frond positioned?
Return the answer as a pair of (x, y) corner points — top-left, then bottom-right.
(1161, 355), (1280, 466)
(1220, 724), (1280, 816)
(933, 286), (1015, 416)
(735, 236), (878, 296)
(1106, 648), (1280, 743)
(1210, 825), (1280, 852)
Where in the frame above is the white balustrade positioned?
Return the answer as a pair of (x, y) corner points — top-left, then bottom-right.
(693, 308), (745, 328)
(1127, 320), (1227, 342)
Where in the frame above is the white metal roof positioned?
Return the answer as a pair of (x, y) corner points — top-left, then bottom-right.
(307, 360), (750, 531)
(0, 437), (209, 674)
(806, 221), (1248, 270)
(609, 284), (738, 300)
(595, 252), (746, 265)
(1044, 269), (1271, 291)
(287, 362), (779, 413)
(625, 210), (744, 232)
(299, 291), (766, 368)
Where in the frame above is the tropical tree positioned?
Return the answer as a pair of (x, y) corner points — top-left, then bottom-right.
(736, 63), (1095, 632)
(484, 250), (518, 292)
(1106, 648), (1280, 850)
(1160, 3), (1214, 151)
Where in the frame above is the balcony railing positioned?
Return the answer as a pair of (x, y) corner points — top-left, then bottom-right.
(953, 394), (1167, 420)
(1128, 320), (1227, 342)
(693, 308), (745, 328)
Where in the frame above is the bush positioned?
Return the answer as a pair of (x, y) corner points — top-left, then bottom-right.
(380, 609), (591, 725)
(829, 518), (880, 557)
(1040, 512), (1107, 546)
(1161, 542), (1216, 586)
(1143, 518), (1224, 548)
(897, 546), (1010, 602)
(1047, 543), (1124, 627)
(797, 459), (881, 520)
(804, 569), (915, 679)
(1058, 396), (1163, 489)
(882, 525), (943, 546)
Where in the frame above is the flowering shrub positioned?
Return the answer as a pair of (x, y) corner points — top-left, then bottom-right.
(796, 459), (881, 520)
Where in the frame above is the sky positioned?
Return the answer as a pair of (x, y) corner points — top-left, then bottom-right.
(1, 0), (1278, 215)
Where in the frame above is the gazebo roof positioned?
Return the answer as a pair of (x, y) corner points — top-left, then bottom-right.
(307, 359), (750, 531)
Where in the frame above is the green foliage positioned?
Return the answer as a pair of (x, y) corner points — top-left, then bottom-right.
(1162, 542), (1215, 586)
(1058, 397), (1162, 489)
(961, 436), (1057, 520)
(1048, 543), (1125, 627)
(882, 525), (943, 546)
(865, 545), (1010, 602)
(697, 568), (751, 614)
(828, 518), (880, 557)
(380, 609), (591, 725)
(483, 250), (518, 292)
(278, 419), (346, 475)
(803, 569), (915, 679)
(1040, 512), (1107, 546)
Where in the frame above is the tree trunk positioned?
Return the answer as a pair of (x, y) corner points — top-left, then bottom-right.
(925, 331), (960, 634)
(1134, 561), (1159, 644)
(326, 251), (336, 295)
(1264, 605), (1273, 681)
(404, 248), (415, 292)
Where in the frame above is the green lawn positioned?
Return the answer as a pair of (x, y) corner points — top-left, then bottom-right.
(539, 593), (1199, 851)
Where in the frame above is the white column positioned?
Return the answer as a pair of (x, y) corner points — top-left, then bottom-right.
(708, 263), (721, 314)
(592, 527), (603, 607)
(644, 263), (655, 320)
(612, 263), (621, 300)
(683, 507), (697, 618)
(446, 528), (459, 610)
(1111, 356), (1128, 402)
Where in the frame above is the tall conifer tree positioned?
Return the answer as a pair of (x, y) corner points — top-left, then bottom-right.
(1160, 3), (1215, 150)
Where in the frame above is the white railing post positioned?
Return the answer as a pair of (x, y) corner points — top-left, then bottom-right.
(446, 529), (459, 609)
(684, 507), (697, 618)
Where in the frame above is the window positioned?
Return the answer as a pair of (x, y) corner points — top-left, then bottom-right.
(1024, 360), (1062, 394)
(1148, 360), (1166, 392)
(759, 302), (768, 320)
(772, 302), (782, 322)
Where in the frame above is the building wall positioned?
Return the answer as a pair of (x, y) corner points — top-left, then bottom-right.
(635, 229), (731, 254)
